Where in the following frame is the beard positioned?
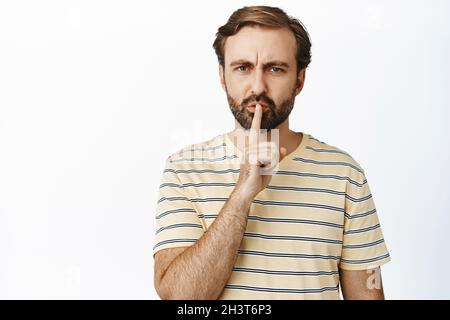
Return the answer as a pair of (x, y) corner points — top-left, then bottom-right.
(225, 86), (297, 131)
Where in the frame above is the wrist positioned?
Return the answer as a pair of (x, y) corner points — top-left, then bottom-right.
(231, 184), (255, 208)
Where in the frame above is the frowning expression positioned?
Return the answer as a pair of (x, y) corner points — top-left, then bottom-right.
(219, 25), (305, 130)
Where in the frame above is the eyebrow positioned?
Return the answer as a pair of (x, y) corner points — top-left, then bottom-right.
(229, 59), (290, 69)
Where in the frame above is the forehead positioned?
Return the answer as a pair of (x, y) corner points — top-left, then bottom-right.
(224, 25), (297, 65)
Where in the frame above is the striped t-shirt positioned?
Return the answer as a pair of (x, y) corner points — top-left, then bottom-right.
(153, 131), (390, 299)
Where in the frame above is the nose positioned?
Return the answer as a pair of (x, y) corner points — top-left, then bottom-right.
(250, 67), (268, 96)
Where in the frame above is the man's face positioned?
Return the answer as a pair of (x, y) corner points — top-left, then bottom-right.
(220, 25), (305, 130)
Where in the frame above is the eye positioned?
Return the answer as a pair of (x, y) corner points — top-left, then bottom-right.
(236, 65), (248, 72)
(270, 66), (284, 73)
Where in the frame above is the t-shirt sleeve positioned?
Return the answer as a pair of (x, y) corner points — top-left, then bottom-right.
(339, 168), (391, 270)
(153, 157), (205, 256)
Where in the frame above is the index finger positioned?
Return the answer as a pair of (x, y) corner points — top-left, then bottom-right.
(249, 103), (262, 145)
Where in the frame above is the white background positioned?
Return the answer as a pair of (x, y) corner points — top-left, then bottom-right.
(1, 0), (449, 299)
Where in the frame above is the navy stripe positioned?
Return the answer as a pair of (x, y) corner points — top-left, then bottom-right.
(181, 182), (236, 188)
(244, 232), (343, 245)
(181, 182), (345, 196)
(306, 146), (349, 156)
(344, 208), (376, 220)
(248, 216), (344, 229)
(344, 223), (380, 235)
(273, 170), (366, 187)
(180, 182), (345, 195)
(160, 182), (369, 204)
(153, 238), (197, 250)
(340, 253), (390, 264)
(156, 223), (203, 235)
(158, 196), (189, 203)
(156, 208), (196, 220)
(342, 238), (385, 249)
(346, 194), (372, 202)
(267, 185), (344, 196)
(248, 216), (343, 228)
(309, 136), (326, 144)
(232, 267), (339, 276)
(170, 155), (238, 163)
(191, 197), (227, 203)
(164, 168), (239, 175)
(177, 182), (348, 198)
(165, 168), (366, 188)
(293, 157), (364, 174)
(224, 284), (339, 294)
(238, 249), (340, 260)
(198, 213), (343, 229)
(180, 143), (226, 152)
(159, 183), (181, 189)
(252, 199), (344, 213)
(191, 197), (344, 213)
(198, 214), (219, 219)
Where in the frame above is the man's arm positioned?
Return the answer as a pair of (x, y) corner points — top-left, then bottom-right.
(339, 267), (385, 299)
(154, 187), (252, 300)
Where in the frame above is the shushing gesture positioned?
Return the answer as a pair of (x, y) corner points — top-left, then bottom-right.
(235, 104), (287, 200)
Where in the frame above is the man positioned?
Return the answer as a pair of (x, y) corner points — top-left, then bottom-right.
(153, 5), (390, 300)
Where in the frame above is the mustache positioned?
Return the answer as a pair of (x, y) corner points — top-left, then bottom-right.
(241, 95), (275, 109)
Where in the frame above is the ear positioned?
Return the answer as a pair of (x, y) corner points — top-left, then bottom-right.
(295, 68), (306, 96)
(219, 64), (226, 91)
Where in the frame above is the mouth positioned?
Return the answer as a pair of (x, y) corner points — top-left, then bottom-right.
(246, 102), (269, 113)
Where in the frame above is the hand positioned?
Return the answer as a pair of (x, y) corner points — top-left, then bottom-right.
(235, 104), (287, 200)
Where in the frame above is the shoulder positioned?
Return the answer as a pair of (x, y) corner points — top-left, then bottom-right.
(165, 133), (228, 166)
(302, 133), (367, 183)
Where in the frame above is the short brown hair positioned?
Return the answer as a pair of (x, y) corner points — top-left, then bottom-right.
(213, 5), (312, 74)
